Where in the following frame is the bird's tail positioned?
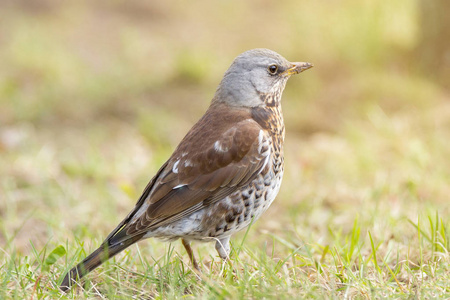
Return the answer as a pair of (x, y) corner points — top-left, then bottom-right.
(59, 234), (144, 292)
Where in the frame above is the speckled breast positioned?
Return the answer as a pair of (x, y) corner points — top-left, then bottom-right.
(205, 158), (284, 239)
(200, 104), (285, 239)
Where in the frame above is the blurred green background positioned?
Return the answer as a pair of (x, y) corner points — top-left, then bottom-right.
(1, 0), (450, 289)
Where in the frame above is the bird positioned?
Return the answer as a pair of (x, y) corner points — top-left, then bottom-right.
(60, 48), (313, 291)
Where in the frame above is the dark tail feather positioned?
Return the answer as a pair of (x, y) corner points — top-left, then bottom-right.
(59, 234), (144, 292)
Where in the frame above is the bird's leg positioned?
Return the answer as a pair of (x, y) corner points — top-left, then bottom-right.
(215, 236), (231, 260)
(181, 238), (200, 271)
(215, 236), (236, 277)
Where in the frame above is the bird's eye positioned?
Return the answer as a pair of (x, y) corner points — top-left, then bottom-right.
(268, 64), (278, 75)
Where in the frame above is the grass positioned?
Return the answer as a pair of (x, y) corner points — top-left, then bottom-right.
(2, 214), (449, 298)
(1, 0), (450, 298)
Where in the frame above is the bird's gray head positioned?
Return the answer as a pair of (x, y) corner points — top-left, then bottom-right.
(213, 48), (313, 107)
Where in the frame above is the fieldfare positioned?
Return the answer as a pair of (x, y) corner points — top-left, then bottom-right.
(60, 48), (313, 291)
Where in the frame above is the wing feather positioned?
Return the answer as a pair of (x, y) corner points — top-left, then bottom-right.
(107, 109), (272, 245)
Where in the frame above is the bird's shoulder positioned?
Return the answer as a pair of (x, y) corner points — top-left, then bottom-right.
(170, 103), (266, 177)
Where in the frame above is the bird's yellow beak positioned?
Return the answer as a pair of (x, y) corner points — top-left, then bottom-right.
(284, 62), (314, 76)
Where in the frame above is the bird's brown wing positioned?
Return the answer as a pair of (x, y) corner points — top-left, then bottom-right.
(107, 110), (271, 245)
